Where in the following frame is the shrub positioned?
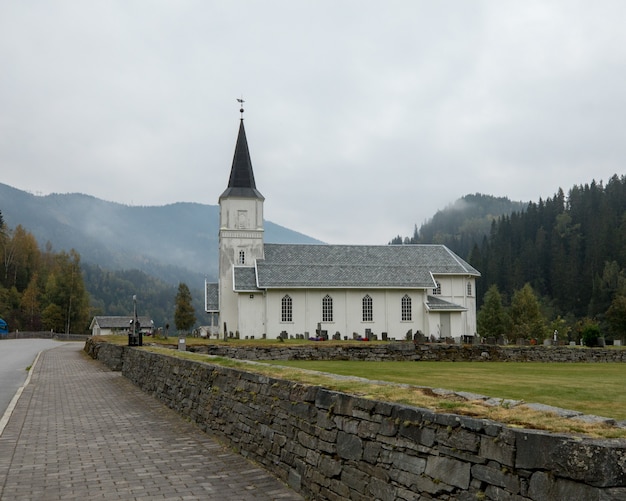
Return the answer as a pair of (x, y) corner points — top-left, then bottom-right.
(581, 323), (601, 347)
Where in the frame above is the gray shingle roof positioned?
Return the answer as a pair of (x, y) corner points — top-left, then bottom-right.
(205, 282), (219, 311)
(253, 244), (480, 289)
(91, 316), (153, 329)
(425, 296), (467, 311)
(233, 267), (260, 292)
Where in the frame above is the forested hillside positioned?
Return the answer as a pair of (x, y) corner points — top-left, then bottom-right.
(82, 264), (208, 329)
(392, 177), (626, 342)
(0, 183), (321, 332)
(0, 215), (90, 333)
(467, 175), (626, 340)
(0, 212), (208, 332)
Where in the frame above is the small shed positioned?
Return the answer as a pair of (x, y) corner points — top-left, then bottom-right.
(89, 316), (153, 336)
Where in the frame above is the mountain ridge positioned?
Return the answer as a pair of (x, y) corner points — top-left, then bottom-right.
(0, 182), (323, 289)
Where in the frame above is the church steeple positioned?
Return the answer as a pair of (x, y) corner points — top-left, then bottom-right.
(219, 119), (264, 200)
(217, 106), (265, 339)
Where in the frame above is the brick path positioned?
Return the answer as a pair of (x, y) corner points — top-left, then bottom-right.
(0, 343), (304, 500)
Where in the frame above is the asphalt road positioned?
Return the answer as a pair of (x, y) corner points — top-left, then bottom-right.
(0, 339), (69, 418)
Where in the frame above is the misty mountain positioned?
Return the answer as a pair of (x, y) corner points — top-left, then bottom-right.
(392, 193), (528, 260)
(0, 182), (322, 289)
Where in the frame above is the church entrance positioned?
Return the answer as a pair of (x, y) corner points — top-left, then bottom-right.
(440, 313), (451, 338)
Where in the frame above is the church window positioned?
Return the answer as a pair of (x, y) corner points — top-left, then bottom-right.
(433, 281), (441, 295)
(281, 295), (292, 322)
(401, 294), (412, 321)
(238, 250), (245, 265)
(467, 282), (472, 296)
(322, 294), (333, 322)
(362, 294), (373, 322)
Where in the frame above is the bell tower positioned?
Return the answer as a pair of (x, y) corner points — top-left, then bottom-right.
(217, 104), (264, 337)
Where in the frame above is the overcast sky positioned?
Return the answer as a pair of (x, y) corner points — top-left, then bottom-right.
(1, 1), (625, 245)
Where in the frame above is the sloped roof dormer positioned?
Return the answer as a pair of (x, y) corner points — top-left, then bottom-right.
(219, 120), (265, 200)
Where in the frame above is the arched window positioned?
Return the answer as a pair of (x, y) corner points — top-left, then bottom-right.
(322, 294), (333, 322)
(433, 281), (441, 295)
(362, 294), (373, 322)
(401, 294), (412, 321)
(281, 295), (292, 322)
(238, 250), (245, 265)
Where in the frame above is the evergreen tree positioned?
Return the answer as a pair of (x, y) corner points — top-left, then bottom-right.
(606, 295), (626, 340)
(477, 284), (510, 338)
(509, 283), (546, 342)
(174, 282), (196, 333)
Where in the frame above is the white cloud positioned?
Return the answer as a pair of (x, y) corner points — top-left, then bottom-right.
(1, 1), (625, 244)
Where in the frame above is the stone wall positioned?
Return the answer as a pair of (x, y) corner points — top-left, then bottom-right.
(85, 339), (626, 500)
(84, 338), (126, 371)
(189, 341), (626, 363)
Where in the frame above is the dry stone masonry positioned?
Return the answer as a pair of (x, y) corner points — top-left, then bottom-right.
(85, 339), (626, 500)
(188, 342), (626, 363)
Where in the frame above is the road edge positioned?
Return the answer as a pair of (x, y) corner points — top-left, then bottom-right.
(0, 350), (42, 436)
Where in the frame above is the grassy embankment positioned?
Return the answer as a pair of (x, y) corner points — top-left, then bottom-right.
(103, 336), (626, 438)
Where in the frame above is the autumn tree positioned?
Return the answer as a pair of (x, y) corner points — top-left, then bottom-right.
(174, 282), (196, 333)
(21, 273), (42, 330)
(0, 219), (91, 333)
(42, 250), (90, 333)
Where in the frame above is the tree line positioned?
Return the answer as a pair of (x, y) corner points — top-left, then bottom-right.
(470, 175), (626, 342)
(0, 209), (201, 335)
(392, 175), (626, 343)
(0, 212), (90, 333)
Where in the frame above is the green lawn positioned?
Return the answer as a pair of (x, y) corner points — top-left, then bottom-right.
(261, 360), (626, 421)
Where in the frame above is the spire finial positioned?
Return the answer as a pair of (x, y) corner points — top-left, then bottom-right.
(236, 97), (245, 120)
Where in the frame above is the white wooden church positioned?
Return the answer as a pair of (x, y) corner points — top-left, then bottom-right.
(206, 114), (480, 341)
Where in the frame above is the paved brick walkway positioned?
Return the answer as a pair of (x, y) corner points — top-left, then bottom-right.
(0, 343), (304, 500)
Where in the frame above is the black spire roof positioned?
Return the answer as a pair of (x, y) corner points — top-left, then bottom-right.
(219, 119), (264, 200)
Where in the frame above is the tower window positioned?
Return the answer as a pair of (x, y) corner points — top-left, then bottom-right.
(433, 281), (441, 295)
(362, 294), (373, 322)
(401, 294), (412, 321)
(322, 294), (333, 322)
(467, 282), (472, 296)
(281, 295), (292, 322)
(238, 250), (245, 265)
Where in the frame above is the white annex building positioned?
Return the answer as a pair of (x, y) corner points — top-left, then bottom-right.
(206, 114), (480, 342)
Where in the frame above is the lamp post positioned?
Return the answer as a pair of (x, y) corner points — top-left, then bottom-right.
(128, 294), (142, 346)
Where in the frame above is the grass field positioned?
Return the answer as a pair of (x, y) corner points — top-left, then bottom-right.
(261, 360), (626, 421)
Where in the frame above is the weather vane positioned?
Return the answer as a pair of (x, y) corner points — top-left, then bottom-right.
(237, 97), (245, 119)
